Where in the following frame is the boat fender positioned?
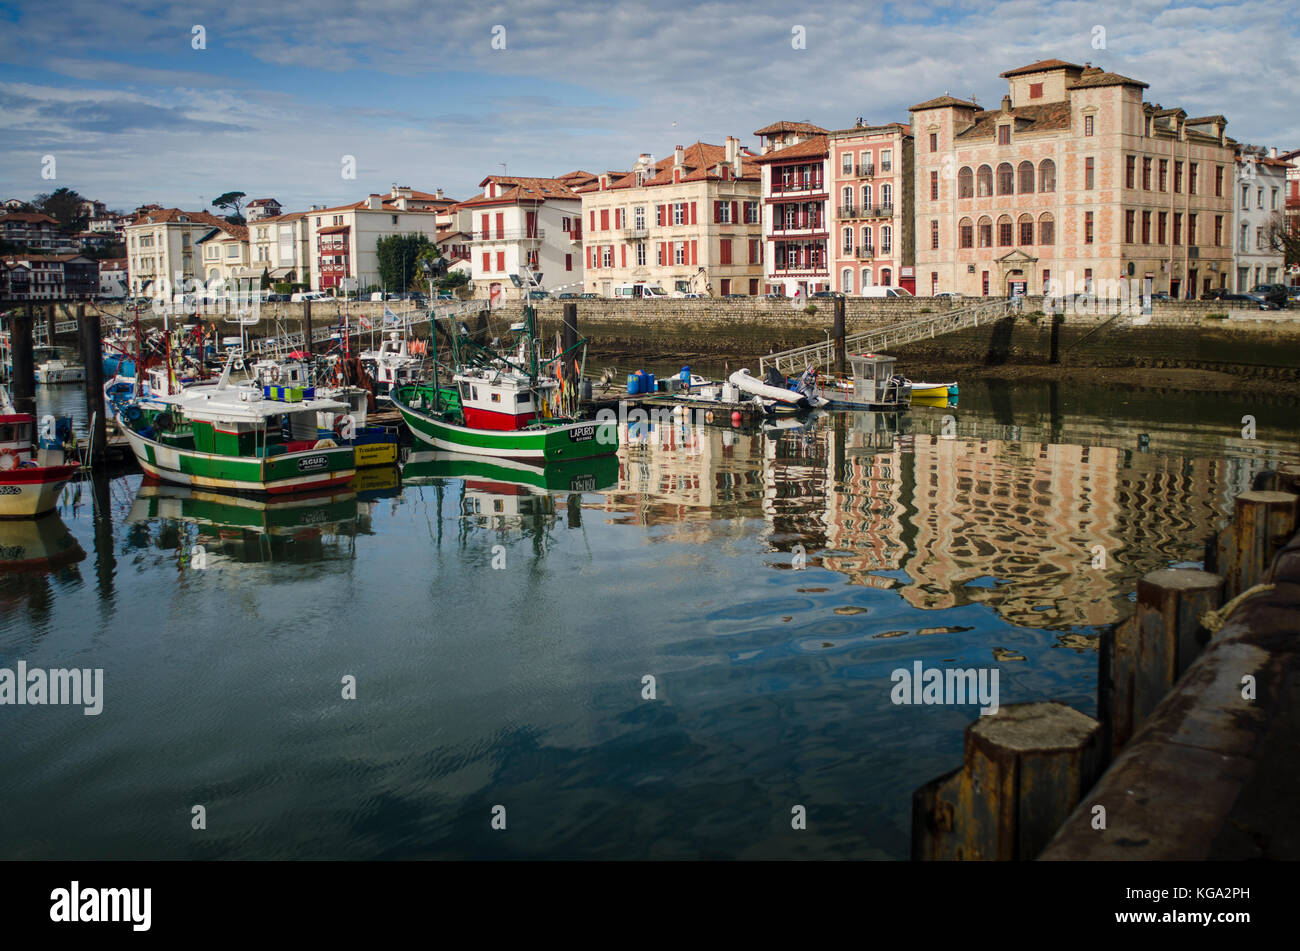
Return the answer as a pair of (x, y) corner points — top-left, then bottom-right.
(313, 438), (337, 449)
(125, 405), (143, 422)
(154, 413), (174, 433)
(0, 450), (17, 471)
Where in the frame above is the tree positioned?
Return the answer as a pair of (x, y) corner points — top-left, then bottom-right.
(1266, 213), (1299, 271)
(211, 191), (247, 224)
(260, 268), (271, 290)
(32, 187), (88, 231)
(376, 233), (433, 293)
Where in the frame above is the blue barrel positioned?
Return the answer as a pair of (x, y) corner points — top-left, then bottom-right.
(646, 373), (655, 394)
(627, 374), (639, 394)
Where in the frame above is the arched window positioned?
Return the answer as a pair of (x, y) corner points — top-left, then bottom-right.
(1039, 159), (1056, 193)
(842, 186), (854, 210)
(997, 215), (1013, 246)
(958, 216), (974, 249)
(861, 225), (872, 251)
(860, 268), (872, 290)
(862, 184), (872, 209)
(1018, 214), (1034, 246)
(976, 165), (993, 197)
(977, 215), (993, 248)
(1038, 213), (1055, 245)
(997, 162), (1015, 195)
(842, 227), (854, 253)
(958, 167), (974, 199)
(1018, 161), (1035, 194)
(881, 184), (893, 208)
(880, 225), (892, 253)
(841, 269), (854, 294)
(880, 268), (892, 286)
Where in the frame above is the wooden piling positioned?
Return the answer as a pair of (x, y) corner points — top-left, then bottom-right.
(1106, 568), (1224, 753)
(912, 702), (1101, 860)
(77, 305), (107, 467)
(10, 303), (36, 416)
(832, 296), (846, 376)
(1213, 490), (1299, 598)
(45, 302), (57, 347)
(303, 299), (313, 355)
(561, 302), (578, 355)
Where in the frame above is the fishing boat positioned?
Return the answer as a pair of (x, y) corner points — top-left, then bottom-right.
(33, 348), (86, 385)
(402, 450), (620, 495)
(391, 307), (617, 462)
(359, 332), (426, 402)
(114, 355), (357, 494)
(811, 353), (911, 411)
(0, 389), (81, 518)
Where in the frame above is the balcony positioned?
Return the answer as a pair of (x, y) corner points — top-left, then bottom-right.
(837, 205), (859, 219)
(567, 228), (582, 242)
(856, 163), (875, 178)
(869, 204), (894, 218)
(770, 180), (825, 195)
(476, 229), (546, 242)
(855, 245), (876, 259)
(770, 220), (826, 234)
(622, 226), (649, 240)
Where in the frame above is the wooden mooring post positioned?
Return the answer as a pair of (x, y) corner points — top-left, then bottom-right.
(45, 302), (57, 347)
(1209, 490), (1299, 599)
(10, 303), (36, 416)
(912, 702), (1101, 861)
(77, 304), (107, 468)
(302, 299), (313, 355)
(832, 296), (846, 377)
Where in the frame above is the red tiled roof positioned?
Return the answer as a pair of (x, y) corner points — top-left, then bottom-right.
(98, 258), (128, 269)
(127, 208), (233, 230)
(1000, 59), (1084, 78)
(908, 95), (980, 112)
(955, 101), (1073, 139)
(318, 225), (350, 235)
(1067, 66), (1148, 90)
(459, 174), (584, 207)
(753, 121), (828, 136)
(573, 143), (761, 192)
(752, 134), (829, 163)
(0, 212), (59, 225)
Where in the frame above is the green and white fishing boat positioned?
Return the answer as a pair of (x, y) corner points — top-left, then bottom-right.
(402, 450), (620, 494)
(391, 304), (617, 462)
(115, 356), (357, 494)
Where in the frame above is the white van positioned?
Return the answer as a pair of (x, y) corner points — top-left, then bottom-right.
(613, 282), (668, 299)
(291, 290), (329, 302)
(860, 286), (912, 298)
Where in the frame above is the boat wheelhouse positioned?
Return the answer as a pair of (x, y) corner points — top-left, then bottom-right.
(359, 332), (424, 401)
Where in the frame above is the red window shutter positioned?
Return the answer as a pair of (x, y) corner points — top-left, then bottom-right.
(480, 214), (489, 238)
(590, 210), (596, 230)
(482, 252), (490, 271)
(496, 251), (504, 271)
(660, 205), (668, 226)
(600, 209), (609, 230)
(713, 201), (721, 223)
(731, 201), (739, 225)
(495, 213), (504, 238)
(566, 254), (572, 271)
(621, 245), (626, 267)
(691, 240), (698, 265)
(690, 202), (697, 225)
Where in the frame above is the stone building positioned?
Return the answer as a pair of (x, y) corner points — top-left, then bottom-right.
(827, 121), (915, 293)
(911, 60), (1235, 300)
(753, 121), (831, 297)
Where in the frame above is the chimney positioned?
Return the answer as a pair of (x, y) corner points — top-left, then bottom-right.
(1001, 95), (1012, 113)
(1270, 147), (1278, 159)
(638, 152), (651, 168)
(674, 145), (684, 167)
(367, 195), (382, 210)
(436, 188), (444, 199)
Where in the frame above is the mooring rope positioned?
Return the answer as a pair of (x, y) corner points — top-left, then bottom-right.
(1200, 583), (1276, 635)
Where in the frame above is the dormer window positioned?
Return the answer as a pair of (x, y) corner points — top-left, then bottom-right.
(998, 125), (1010, 145)
(1029, 83), (1043, 99)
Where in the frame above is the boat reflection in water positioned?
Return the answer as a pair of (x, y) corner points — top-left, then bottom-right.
(0, 512), (86, 618)
(126, 481), (366, 566)
(401, 450), (620, 536)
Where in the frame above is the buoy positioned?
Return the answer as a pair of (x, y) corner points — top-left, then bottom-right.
(731, 411), (742, 425)
(705, 410), (714, 423)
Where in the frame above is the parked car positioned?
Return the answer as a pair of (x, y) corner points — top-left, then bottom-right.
(526, 290), (549, 300)
(860, 286), (912, 298)
(1149, 291), (1174, 302)
(933, 291), (964, 301)
(1200, 290), (1269, 309)
(556, 292), (579, 299)
(675, 292), (704, 299)
(291, 290), (329, 302)
(762, 292), (787, 300)
(1288, 286), (1300, 303)
(722, 293), (747, 299)
(811, 290), (843, 299)
(264, 293), (290, 302)
(578, 293), (599, 299)
(1252, 284), (1290, 308)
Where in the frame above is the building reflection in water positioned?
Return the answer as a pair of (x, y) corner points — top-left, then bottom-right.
(599, 409), (1294, 630)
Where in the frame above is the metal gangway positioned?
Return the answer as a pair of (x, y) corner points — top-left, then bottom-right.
(759, 297), (1020, 376)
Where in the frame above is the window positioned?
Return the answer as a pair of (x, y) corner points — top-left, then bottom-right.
(1126, 155), (1136, 189)
(982, 270), (990, 295)
(1085, 157), (1095, 190)
(482, 252), (491, 272)
(841, 269), (853, 293)
(1142, 157), (1152, 190)
(881, 184), (892, 208)
(1084, 268), (1093, 292)
(931, 220), (940, 250)
(861, 268), (871, 289)
(496, 251), (505, 271)
(1030, 82), (1043, 99)
(1173, 213), (1182, 245)
(634, 206), (645, 229)
(861, 226), (872, 250)
(1126, 210), (1136, 243)
(1215, 215), (1223, 247)
(1188, 213), (1197, 244)
(674, 243), (685, 265)
(958, 167), (973, 198)
(1272, 188), (1280, 210)
(718, 200), (733, 224)
(673, 203), (684, 226)
(997, 163), (1014, 195)
(636, 243), (646, 266)
(1085, 211), (1094, 244)
(602, 246), (612, 268)
(880, 268), (892, 286)
(959, 218), (973, 249)
(1189, 163), (1198, 194)
(1038, 214), (1054, 245)
(1158, 159), (1167, 191)
(1215, 166), (1224, 197)
(842, 152), (853, 175)
(745, 201), (759, 223)
(1141, 210), (1150, 244)
(565, 253), (572, 271)
(843, 227), (853, 254)
(880, 149), (893, 171)
(929, 132), (938, 152)
(600, 209), (609, 231)
(862, 184), (872, 208)
(880, 226), (892, 253)
(998, 125), (1010, 145)
(1240, 223), (1249, 251)
(977, 216), (992, 248)
(930, 170), (939, 200)
(655, 206), (663, 227)
(1174, 161), (1183, 193)
(977, 165), (993, 197)
(1018, 161), (1035, 194)
(1158, 211), (1167, 245)
(720, 239), (732, 265)
(1019, 215), (1033, 246)
(1257, 187), (1264, 209)
(1241, 184), (1250, 208)
(998, 216), (1012, 246)
(1042, 269), (1051, 293)
(1039, 160), (1056, 193)
(1085, 114), (1094, 136)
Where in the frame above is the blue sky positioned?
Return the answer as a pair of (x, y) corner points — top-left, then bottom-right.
(1, 0), (1296, 214)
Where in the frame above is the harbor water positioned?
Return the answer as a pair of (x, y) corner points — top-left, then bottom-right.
(0, 381), (1294, 859)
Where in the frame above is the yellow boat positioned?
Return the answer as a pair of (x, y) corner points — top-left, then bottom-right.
(906, 380), (958, 400)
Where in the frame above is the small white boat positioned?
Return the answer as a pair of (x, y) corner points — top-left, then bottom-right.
(905, 380), (959, 399)
(728, 368), (815, 409)
(33, 348), (85, 385)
